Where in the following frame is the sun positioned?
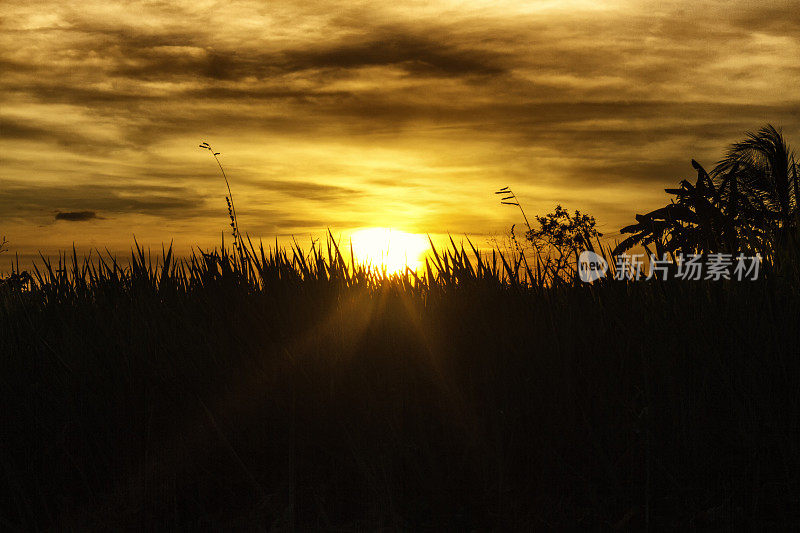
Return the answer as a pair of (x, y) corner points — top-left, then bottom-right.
(348, 227), (430, 274)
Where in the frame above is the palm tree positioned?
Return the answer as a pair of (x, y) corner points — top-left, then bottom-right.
(614, 160), (737, 256)
(713, 124), (798, 236)
(614, 125), (798, 258)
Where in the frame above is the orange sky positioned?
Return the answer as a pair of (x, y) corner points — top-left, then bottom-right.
(1, 0), (799, 262)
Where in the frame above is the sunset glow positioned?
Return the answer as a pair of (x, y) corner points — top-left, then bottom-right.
(1, 0), (798, 262)
(349, 227), (430, 274)
(3, 1), (798, 529)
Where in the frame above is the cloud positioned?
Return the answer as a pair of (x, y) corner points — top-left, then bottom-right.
(0, 117), (129, 154)
(0, 180), (211, 224)
(1, 0), (799, 253)
(244, 179), (362, 201)
(280, 30), (508, 78)
(55, 210), (98, 221)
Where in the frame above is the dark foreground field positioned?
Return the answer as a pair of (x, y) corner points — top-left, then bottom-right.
(1, 244), (798, 530)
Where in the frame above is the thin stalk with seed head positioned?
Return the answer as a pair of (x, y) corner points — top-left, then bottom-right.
(200, 142), (243, 256)
(495, 186), (532, 232)
(496, 186), (536, 279)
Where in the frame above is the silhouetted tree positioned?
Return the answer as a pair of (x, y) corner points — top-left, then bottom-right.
(714, 124), (798, 238)
(526, 205), (602, 284)
(615, 125), (798, 258)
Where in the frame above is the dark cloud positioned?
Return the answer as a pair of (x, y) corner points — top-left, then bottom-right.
(185, 86), (351, 101)
(0, 176), (361, 225)
(39, 20), (507, 86)
(55, 210), (98, 221)
(563, 160), (701, 188)
(729, 5), (800, 37)
(281, 30), (507, 77)
(1, 0), (799, 252)
(1, 118), (68, 142)
(245, 217), (372, 235)
(7, 82), (158, 105)
(241, 179), (362, 201)
(0, 117), (128, 154)
(0, 181), (209, 223)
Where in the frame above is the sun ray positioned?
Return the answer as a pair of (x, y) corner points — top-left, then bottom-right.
(348, 227), (430, 274)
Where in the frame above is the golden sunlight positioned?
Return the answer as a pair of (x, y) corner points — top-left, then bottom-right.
(348, 227), (430, 274)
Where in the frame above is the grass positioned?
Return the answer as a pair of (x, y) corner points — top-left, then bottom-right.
(0, 238), (799, 529)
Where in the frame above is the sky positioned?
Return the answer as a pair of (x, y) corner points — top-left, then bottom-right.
(1, 0), (799, 261)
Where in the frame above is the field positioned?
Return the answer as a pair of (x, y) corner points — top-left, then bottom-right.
(1, 241), (798, 529)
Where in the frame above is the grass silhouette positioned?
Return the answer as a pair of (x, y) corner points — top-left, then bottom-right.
(200, 142), (244, 257)
(1, 236), (798, 529)
(1, 127), (799, 528)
